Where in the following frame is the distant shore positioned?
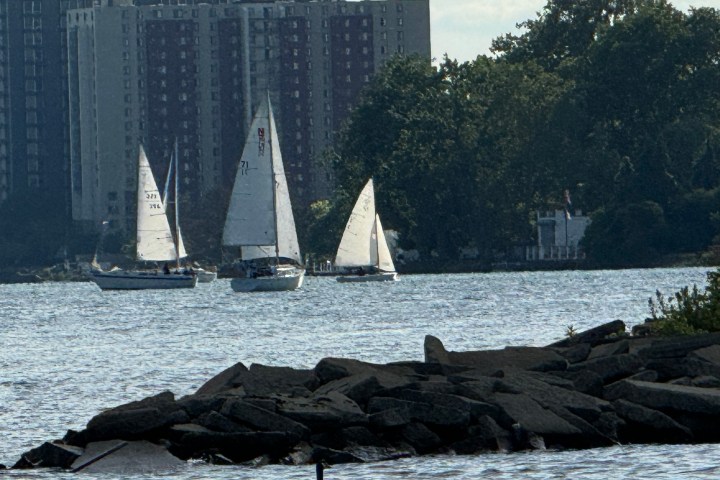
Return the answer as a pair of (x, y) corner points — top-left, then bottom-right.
(1, 252), (716, 285)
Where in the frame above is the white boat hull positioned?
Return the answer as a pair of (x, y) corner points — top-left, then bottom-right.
(195, 269), (217, 283)
(230, 267), (305, 292)
(90, 269), (198, 290)
(336, 272), (398, 283)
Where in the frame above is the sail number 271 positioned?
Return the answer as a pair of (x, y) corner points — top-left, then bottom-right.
(146, 192), (162, 209)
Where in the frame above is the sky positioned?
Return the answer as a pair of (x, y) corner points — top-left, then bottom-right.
(430, 0), (719, 64)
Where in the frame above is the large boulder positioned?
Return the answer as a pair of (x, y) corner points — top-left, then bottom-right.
(78, 392), (189, 444)
(367, 396), (470, 434)
(612, 399), (693, 444)
(195, 362), (248, 395)
(70, 440), (184, 474)
(638, 333), (720, 360)
(12, 442), (83, 469)
(314, 372), (411, 408)
(275, 391), (368, 431)
(220, 399), (310, 439)
(172, 431), (298, 463)
(567, 354), (645, 384)
(604, 379), (720, 416)
(195, 362), (318, 397)
(373, 386), (500, 421)
(424, 336), (567, 373)
(314, 358), (419, 385)
(491, 392), (582, 439)
(547, 320), (627, 348)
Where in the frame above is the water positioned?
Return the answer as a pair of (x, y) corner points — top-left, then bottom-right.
(1, 267), (718, 478)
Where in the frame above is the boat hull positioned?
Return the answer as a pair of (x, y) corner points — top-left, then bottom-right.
(195, 269), (217, 283)
(336, 272), (398, 283)
(90, 270), (198, 290)
(230, 267), (305, 292)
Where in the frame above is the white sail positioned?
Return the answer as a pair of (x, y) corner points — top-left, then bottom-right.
(176, 225), (187, 260)
(136, 145), (178, 262)
(268, 101), (302, 264)
(172, 141), (187, 261)
(223, 95), (302, 264)
(375, 214), (396, 272)
(223, 98), (276, 249)
(335, 179), (376, 267)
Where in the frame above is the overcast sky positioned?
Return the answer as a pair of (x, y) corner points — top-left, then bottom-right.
(430, 0), (718, 64)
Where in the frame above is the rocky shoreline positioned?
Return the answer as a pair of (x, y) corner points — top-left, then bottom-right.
(9, 321), (720, 473)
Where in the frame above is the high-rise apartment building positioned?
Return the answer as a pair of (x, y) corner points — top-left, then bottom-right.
(0, 0), (93, 209)
(67, 0), (430, 233)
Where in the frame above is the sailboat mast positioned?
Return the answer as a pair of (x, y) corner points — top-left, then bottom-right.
(174, 138), (181, 269)
(267, 92), (280, 264)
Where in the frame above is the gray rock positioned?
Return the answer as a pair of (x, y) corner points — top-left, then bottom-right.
(638, 333), (720, 360)
(314, 358), (419, 385)
(604, 379), (720, 415)
(83, 404), (189, 444)
(690, 345), (720, 365)
(12, 441), (83, 469)
(449, 415), (512, 454)
(397, 422), (442, 454)
(499, 370), (611, 422)
(691, 375), (720, 388)
(314, 372), (410, 407)
(626, 370), (659, 383)
(69, 440), (183, 474)
(567, 353), (645, 384)
(613, 399), (693, 443)
(587, 340), (629, 360)
(311, 426), (388, 450)
(176, 394), (226, 418)
(248, 363), (319, 395)
(275, 391), (368, 431)
(375, 387), (500, 421)
(195, 362), (248, 395)
(552, 370), (605, 397)
(425, 336), (568, 372)
(547, 320), (627, 348)
(369, 407), (413, 429)
(491, 392), (582, 437)
(367, 396), (470, 431)
(220, 399), (310, 439)
(646, 357), (720, 382)
(552, 343), (591, 364)
(175, 431), (298, 463)
(195, 411), (252, 433)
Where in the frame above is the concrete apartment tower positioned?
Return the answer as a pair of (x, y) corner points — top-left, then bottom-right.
(67, 0), (430, 234)
(0, 0), (93, 210)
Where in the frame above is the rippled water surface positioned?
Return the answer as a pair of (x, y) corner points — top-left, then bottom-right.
(1, 267), (718, 478)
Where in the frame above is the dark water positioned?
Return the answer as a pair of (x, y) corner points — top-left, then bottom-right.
(1, 268), (718, 478)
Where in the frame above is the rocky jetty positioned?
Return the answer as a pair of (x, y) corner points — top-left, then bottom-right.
(11, 320), (720, 472)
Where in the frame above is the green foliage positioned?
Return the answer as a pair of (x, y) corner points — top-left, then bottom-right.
(648, 269), (720, 335)
(322, 1), (720, 266)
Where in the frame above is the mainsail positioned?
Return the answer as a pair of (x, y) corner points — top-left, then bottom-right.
(136, 145), (181, 262)
(335, 179), (377, 268)
(222, 94), (302, 264)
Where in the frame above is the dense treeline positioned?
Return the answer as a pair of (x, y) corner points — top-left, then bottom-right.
(306, 0), (720, 267)
(1, 0), (718, 270)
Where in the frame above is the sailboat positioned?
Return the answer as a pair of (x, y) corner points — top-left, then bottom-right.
(335, 178), (398, 283)
(221, 93), (305, 292)
(90, 145), (198, 290)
